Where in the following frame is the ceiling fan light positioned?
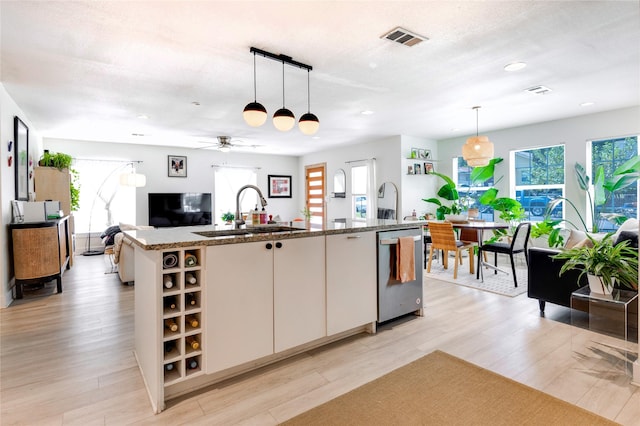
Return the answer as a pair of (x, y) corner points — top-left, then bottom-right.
(298, 112), (319, 135)
(273, 108), (295, 131)
(243, 102), (267, 127)
(462, 136), (494, 167)
(218, 145), (231, 153)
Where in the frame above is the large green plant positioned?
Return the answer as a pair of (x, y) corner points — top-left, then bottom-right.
(532, 155), (640, 246)
(422, 172), (462, 219)
(553, 233), (638, 291)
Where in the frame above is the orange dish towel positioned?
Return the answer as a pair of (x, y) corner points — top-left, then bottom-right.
(395, 236), (416, 283)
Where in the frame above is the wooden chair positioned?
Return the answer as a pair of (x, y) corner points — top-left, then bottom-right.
(427, 221), (475, 279)
(459, 220), (488, 263)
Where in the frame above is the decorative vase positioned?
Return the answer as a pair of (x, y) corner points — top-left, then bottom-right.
(587, 274), (613, 295)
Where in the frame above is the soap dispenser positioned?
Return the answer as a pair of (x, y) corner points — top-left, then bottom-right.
(251, 204), (260, 225)
(260, 207), (268, 224)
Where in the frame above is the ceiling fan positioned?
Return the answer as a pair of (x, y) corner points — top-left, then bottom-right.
(197, 136), (261, 152)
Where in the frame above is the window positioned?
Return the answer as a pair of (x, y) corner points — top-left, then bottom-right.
(352, 164), (368, 219)
(74, 160), (137, 234)
(454, 157), (494, 221)
(512, 145), (565, 221)
(214, 167), (257, 223)
(590, 136), (638, 231)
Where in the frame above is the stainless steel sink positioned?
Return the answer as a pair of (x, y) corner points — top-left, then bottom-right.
(193, 229), (251, 238)
(193, 225), (302, 238)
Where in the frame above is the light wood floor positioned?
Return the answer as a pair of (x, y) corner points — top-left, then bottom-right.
(1, 254), (639, 425)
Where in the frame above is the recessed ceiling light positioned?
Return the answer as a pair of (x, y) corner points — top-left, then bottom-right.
(137, 114), (149, 119)
(361, 110), (375, 115)
(451, 128), (460, 132)
(580, 102), (595, 107)
(131, 133), (145, 137)
(192, 101), (201, 106)
(504, 62), (527, 72)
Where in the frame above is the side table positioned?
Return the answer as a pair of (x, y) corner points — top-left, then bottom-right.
(571, 286), (638, 376)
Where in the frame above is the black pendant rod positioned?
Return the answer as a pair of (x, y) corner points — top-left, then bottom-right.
(250, 46), (312, 71)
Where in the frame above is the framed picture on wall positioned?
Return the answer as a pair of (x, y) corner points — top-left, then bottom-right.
(424, 162), (434, 173)
(168, 155), (187, 177)
(268, 175), (292, 198)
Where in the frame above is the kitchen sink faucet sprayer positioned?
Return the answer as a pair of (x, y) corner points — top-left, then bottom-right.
(235, 185), (267, 228)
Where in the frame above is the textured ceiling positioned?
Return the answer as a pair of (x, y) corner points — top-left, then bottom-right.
(1, 1), (639, 156)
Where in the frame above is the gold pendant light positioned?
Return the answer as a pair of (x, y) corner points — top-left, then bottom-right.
(462, 106), (494, 167)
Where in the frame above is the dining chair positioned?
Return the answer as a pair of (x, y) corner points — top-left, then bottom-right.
(427, 221), (475, 279)
(459, 220), (488, 263)
(478, 222), (531, 287)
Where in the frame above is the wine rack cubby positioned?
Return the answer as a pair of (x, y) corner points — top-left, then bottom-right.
(161, 247), (204, 386)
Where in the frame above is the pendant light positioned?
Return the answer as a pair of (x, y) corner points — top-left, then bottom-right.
(243, 51), (267, 127)
(462, 106), (494, 167)
(273, 60), (296, 131)
(299, 69), (320, 135)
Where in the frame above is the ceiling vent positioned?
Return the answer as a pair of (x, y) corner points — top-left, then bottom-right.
(381, 27), (428, 47)
(524, 85), (553, 95)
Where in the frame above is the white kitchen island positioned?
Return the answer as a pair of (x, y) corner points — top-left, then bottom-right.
(125, 220), (423, 413)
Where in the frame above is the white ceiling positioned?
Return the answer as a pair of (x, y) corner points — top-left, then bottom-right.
(1, 1), (639, 156)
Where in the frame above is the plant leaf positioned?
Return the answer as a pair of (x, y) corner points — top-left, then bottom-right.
(574, 162), (590, 191)
(593, 165), (606, 206)
(470, 157), (503, 184)
(478, 188), (498, 205)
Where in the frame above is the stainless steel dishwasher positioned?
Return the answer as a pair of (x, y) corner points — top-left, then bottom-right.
(377, 227), (423, 323)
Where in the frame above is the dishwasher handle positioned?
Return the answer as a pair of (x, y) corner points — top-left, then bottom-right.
(379, 235), (421, 245)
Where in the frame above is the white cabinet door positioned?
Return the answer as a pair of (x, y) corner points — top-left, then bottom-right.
(326, 232), (377, 335)
(274, 236), (326, 352)
(205, 241), (274, 373)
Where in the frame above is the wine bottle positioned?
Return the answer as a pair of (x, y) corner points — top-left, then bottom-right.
(185, 273), (197, 285)
(186, 293), (197, 306)
(164, 296), (177, 310)
(165, 362), (175, 372)
(185, 335), (200, 350)
(186, 315), (199, 328)
(164, 340), (176, 353)
(187, 358), (198, 369)
(184, 253), (197, 267)
(163, 275), (174, 289)
(164, 318), (178, 332)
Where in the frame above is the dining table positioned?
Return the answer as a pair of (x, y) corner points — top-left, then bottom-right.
(424, 220), (509, 280)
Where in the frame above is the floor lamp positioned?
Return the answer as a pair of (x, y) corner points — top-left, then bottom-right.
(83, 161), (146, 256)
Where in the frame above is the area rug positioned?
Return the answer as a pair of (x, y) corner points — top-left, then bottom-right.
(424, 255), (528, 297)
(280, 350), (616, 426)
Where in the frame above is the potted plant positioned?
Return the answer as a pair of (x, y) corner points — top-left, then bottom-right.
(38, 150), (81, 212)
(553, 233), (638, 294)
(221, 212), (235, 224)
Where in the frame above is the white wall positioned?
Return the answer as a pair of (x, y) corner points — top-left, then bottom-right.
(43, 139), (301, 227)
(300, 135), (437, 221)
(1, 84), (43, 307)
(437, 106), (640, 226)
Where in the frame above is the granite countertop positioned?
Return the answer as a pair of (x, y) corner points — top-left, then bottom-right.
(124, 219), (426, 251)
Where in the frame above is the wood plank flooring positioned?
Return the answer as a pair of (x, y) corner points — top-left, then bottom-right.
(1, 254), (638, 425)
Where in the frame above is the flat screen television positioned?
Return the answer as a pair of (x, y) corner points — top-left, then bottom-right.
(148, 193), (212, 227)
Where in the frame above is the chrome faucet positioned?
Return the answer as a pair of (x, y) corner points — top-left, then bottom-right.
(235, 184), (268, 228)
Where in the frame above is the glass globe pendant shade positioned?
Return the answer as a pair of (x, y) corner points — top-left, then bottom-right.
(273, 108), (296, 131)
(243, 102), (267, 127)
(462, 136), (494, 167)
(299, 112), (320, 135)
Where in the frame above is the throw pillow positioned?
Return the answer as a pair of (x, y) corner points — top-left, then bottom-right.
(614, 230), (638, 248)
(564, 230), (587, 249)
